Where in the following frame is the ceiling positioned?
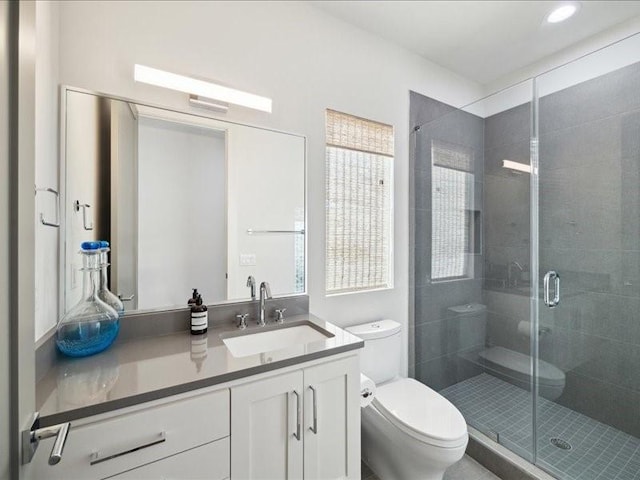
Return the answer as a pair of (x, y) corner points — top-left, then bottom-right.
(309, 1), (640, 85)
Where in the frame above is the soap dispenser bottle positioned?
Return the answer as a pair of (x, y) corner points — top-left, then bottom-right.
(188, 288), (199, 307)
(190, 294), (208, 335)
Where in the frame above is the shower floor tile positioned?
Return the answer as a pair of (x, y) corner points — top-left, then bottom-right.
(440, 373), (640, 480)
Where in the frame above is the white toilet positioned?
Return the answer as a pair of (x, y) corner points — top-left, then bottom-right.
(347, 320), (468, 480)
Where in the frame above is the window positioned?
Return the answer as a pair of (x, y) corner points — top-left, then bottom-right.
(431, 140), (477, 281)
(325, 109), (393, 294)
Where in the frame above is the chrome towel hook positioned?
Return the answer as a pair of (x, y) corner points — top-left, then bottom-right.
(74, 200), (94, 231)
(34, 186), (60, 228)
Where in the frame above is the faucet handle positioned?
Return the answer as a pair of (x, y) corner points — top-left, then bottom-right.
(275, 308), (286, 323)
(236, 313), (249, 330)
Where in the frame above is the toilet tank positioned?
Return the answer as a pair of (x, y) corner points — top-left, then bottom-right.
(346, 319), (402, 384)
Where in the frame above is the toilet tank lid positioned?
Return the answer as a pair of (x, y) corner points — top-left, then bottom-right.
(345, 319), (401, 340)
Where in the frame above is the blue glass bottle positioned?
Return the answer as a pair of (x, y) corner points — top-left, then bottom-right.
(55, 242), (120, 357)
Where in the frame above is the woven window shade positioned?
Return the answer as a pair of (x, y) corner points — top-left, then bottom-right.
(432, 140), (473, 172)
(431, 140), (474, 280)
(326, 110), (393, 293)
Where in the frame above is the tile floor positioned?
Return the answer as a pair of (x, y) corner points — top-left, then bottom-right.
(361, 454), (500, 480)
(441, 373), (640, 480)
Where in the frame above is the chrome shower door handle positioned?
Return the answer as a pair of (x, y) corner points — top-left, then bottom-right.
(543, 271), (560, 308)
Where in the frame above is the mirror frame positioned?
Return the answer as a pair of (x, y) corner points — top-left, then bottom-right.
(58, 85), (308, 319)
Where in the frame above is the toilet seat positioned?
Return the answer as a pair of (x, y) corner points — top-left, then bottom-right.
(373, 378), (468, 449)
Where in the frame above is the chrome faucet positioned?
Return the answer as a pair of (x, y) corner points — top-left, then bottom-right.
(259, 281), (272, 326)
(507, 261), (524, 288)
(247, 275), (256, 301)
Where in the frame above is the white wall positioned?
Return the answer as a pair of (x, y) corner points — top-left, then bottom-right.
(485, 16), (640, 96)
(464, 28), (640, 120)
(137, 117), (226, 309)
(34, 0), (59, 339)
(55, 0), (484, 370)
(0, 3), (11, 476)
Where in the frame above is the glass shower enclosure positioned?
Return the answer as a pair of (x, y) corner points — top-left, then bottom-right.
(410, 33), (640, 480)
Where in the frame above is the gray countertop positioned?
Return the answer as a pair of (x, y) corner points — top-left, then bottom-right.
(36, 314), (363, 427)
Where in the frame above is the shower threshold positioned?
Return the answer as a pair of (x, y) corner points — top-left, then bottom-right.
(440, 374), (640, 480)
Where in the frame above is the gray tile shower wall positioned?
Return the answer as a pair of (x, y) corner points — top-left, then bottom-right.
(410, 92), (486, 391)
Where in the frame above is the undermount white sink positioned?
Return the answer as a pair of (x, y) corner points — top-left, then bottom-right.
(222, 323), (332, 358)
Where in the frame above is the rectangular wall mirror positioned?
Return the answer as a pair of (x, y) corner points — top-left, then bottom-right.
(62, 87), (306, 314)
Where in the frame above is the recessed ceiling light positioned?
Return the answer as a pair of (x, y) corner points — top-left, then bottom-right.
(546, 3), (579, 24)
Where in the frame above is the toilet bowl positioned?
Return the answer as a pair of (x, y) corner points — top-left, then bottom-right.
(346, 320), (468, 480)
(363, 378), (468, 480)
(478, 346), (565, 400)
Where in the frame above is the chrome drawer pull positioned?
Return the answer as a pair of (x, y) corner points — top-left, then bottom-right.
(90, 432), (166, 466)
(309, 386), (318, 434)
(292, 391), (301, 441)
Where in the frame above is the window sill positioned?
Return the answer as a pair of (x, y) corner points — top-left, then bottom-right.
(325, 286), (394, 298)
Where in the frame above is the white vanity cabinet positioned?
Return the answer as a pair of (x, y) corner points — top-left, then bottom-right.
(31, 389), (230, 480)
(31, 352), (360, 480)
(230, 355), (360, 480)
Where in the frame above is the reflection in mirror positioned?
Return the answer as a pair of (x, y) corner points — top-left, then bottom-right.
(63, 89), (305, 315)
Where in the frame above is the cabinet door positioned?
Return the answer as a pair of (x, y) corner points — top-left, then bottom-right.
(303, 356), (361, 480)
(231, 371), (304, 480)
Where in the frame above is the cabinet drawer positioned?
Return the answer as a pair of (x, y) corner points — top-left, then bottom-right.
(107, 436), (230, 480)
(35, 388), (229, 480)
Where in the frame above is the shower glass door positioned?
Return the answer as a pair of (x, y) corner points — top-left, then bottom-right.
(412, 30), (640, 480)
(410, 80), (538, 463)
(534, 33), (640, 479)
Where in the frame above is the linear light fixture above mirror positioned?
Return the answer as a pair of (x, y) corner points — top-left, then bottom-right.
(134, 64), (272, 113)
(188, 95), (229, 113)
